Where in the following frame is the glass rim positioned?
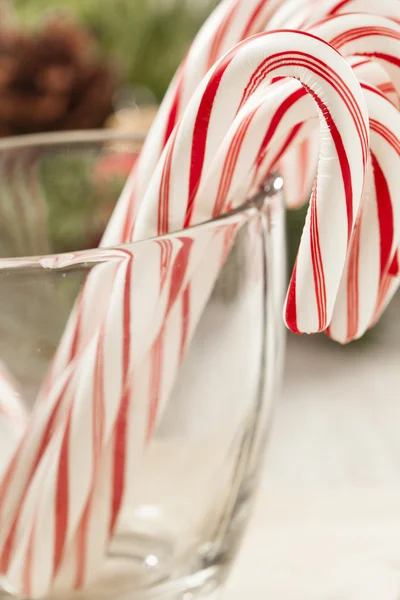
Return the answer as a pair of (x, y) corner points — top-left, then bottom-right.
(0, 129), (282, 271)
(0, 128), (145, 151)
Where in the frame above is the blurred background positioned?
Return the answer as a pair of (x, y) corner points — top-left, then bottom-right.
(0, 0), (399, 596)
(0, 0), (220, 133)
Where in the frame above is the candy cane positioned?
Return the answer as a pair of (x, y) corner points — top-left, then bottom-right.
(0, 24), (391, 600)
(280, 50), (400, 211)
(0, 29), (370, 597)
(40, 0), (291, 400)
(1, 3), (400, 597)
(329, 83), (400, 342)
(267, 0), (400, 206)
(40, 0), (400, 395)
(8, 10), (400, 592)
(269, 0), (400, 30)
(123, 0), (399, 231)
(0, 217), (246, 596)
(102, 0), (287, 248)
(293, 13), (400, 342)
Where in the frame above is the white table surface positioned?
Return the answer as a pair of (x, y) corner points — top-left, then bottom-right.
(225, 294), (400, 599)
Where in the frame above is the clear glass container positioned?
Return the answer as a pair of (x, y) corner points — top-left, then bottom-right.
(0, 131), (285, 600)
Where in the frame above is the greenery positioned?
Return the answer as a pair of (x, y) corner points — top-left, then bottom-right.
(39, 150), (126, 252)
(13, 0), (219, 102)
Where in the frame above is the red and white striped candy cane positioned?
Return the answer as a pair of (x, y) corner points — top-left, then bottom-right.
(0, 29), (369, 596)
(329, 82), (400, 342)
(103, 0), (286, 248)
(51, 14), (374, 576)
(267, 0), (400, 206)
(278, 44), (400, 211)
(2, 3), (400, 597)
(269, 0), (400, 30)
(39, 0), (292, 401)
(298, 13), (400, 341)
(40, 0), (400, 395)
(0, 220), (244, 596)
(13, 11), (400, 588)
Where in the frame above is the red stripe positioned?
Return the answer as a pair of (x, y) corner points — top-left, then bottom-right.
(94, 335), (105, 450)
(256, 87), (307, 170)
(109, 257), (133, 535)
(309, 181), (326, 329)
(0, 445), (21, 527)
(157, 239), (174, 290)
(158, 134), (177, 235)
(68, 293), (84, 363)
(147, 333), (163, 441)
(351, 57), (372, 69)
(390, 252), (399, 276)
(285, 260), (300, 334)
(166, 238), (194, 315)
(121, 200), (135, 243)
(371, 153), (394, 278)
(74, 502), (89, 588)
(361, 81), (395, 104)
(0, 449), (24, 571)
(120, 164), (139, 243)
(163, 67), (185, 147)
(180, 287), (191, 360)
(360, 52), (400, 70)
(23, 522), (35, 596)
(207, 2), (239, 70)
(239, 50), (368, 167)
(241, 0), (269, 38)
(74, 326), (106, 588)
(346, 214), (362, 341)
(109, 389), (129, 535)
(327, 0), (352, 15)
(184, 52), (236, 226)
(147, 236), (194, 437)
(122, 260), (132, 382)
(378, 82), (397, 99)
(369, 119), (399, 294)
(330, 26), (400, 50)
(370, 118), (400, 154)
(54, 413), (71, 574)
(217, 113), (254, 208)
(213, 111), (256, 218)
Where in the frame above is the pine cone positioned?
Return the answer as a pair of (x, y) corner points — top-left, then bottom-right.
(0, 18), (119, 136)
